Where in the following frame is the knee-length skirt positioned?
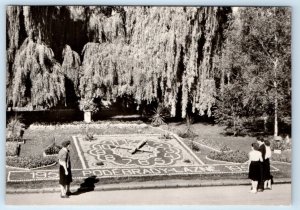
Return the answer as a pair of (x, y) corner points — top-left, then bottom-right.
(59, 165), (73, 186)
(248, 161), (262, 181)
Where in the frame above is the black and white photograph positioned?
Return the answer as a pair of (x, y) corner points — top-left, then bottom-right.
(5, 5), (291, 205)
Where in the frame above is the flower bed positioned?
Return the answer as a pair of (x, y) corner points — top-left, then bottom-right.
(271, 151), (292, 163)
(6, 142), (20, 157)
(6, 155), (57, 169)
(44, 143), (62, 156)
(207, 150), (248, 163)
(6, 137), (25, 144)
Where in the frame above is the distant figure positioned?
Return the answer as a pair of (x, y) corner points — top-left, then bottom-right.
(58, 140), (73, 198)
(248, 142), (263, 193)
(264, 140), (273, 190)
(257, 137), (266, 192)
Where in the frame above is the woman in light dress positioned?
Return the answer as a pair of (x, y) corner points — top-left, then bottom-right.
(248, 142), (263, 193)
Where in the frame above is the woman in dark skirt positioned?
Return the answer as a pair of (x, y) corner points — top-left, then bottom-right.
(58, 140), (72, 198)
(264, 140), (273, 189)
(248, 142), (263, 193)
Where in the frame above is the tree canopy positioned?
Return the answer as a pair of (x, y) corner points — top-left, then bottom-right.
(6, 6), (291, 135)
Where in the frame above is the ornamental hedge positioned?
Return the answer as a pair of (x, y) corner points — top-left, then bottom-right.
(6, 142), (20, 157)
(207, 150), (248, 163)
(44, 143), (62, 155)
(6, 155), (57, 169)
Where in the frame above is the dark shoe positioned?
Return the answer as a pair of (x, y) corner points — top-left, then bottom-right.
(60, 195), (69, 198)
(66, 191), (72, 196)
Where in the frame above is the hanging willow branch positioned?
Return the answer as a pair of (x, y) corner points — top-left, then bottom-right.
(80, 6), (227, 118)
(6, 6), (229, 115)
(61, 45), (81, 96)
(11, 38), (65, 109)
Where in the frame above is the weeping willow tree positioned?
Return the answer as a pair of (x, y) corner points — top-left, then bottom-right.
(6, 6), (23, 107)
(80, 6), (230, 118)
(11, 38), (65, 109)
(7, 6), (230, 116)
(7, 6), (86, 110)
(61, 45), (81, 107)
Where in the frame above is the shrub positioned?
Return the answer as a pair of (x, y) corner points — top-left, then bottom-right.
(178, 129), (198, 139)
(189, 141), (200, 152)
(271, 139), (291, 151)
(6, 115), (25, 139)
(79, 98), (99, 112)
(220, 144), (231, 152)
(183, 159), (192, 163)
(6, 155), (57, 169)
(151, 105), (168, 127)
(271, 152), (291, 163)
(207, 150), (248, 163)
(159, 132), (172, 140)
(6, 142), (20, 156)
(178, 115), (198, 139)
(84, 133), (95, 141)
(6, 137), (24, 143)
(44, 143), (62, 155)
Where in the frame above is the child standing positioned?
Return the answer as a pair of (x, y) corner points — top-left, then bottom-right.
(264, 140), (273, 190)
(248, 142), (263, 193)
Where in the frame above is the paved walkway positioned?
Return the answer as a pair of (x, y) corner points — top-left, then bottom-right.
(6, 183), (291, 205)
(6, 177), (291, 194)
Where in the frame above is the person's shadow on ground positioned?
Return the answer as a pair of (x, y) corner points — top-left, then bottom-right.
(71, 175), (99, 195)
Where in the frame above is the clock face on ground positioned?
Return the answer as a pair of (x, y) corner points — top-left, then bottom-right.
(89, 138), (181, 166)
(76, 134), (201, 168)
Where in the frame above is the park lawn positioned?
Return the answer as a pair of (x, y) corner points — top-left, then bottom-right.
(163, 122), (291, 178)
(17, 122), (163, 169)
(6, 121), (291, 191)
(163, 123), (262, 152)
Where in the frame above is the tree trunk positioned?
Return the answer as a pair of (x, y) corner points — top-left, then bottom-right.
(273, 58), (279, 137)
(274, 91), (278, 137)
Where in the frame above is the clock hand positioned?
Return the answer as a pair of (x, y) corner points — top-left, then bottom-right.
(135, 149), (153, 153)
(130, 140), (147, 154)
(110, 145), (133, 150)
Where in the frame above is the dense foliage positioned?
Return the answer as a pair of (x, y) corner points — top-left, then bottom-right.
(214, 7), (291, 136)
(6, 142), (20, 156)
(6, 6), (291, 136)
(6, 155), (57, 169)
(6, 6), (229, 118)
(44, 143), (62, 155)
(207, 150), (248, 163)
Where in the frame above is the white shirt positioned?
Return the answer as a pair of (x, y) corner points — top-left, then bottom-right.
(265, 146), (272, 159)
(249, 150), (263, 162)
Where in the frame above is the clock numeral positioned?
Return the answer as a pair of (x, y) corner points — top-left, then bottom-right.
(138, 159), (150, 166)
(164, 148), (176, 153)
(154, 158), (165, 165)
(121, 158), (132, 165)
(105, 155), (115, 161)
(164, 152), (178, 159)
(95, 149), (106, 155)
(101, 144), (113, 150)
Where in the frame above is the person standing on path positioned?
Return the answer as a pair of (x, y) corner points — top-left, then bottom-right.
(248, 142), (263, 193)
(257, 137), (266, 192)
(264, 140), (273, 190)
(58, 140), (73, 198)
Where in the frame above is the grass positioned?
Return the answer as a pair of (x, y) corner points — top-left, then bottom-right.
(6, 121), (291, 190)
(162, 123), (259, 152)
(163, 122), (291, 177)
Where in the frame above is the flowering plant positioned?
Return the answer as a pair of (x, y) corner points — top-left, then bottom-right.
(79, 98), (99, 112)
(44, 143), (62, 155)
(6, 155), (57, 169)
